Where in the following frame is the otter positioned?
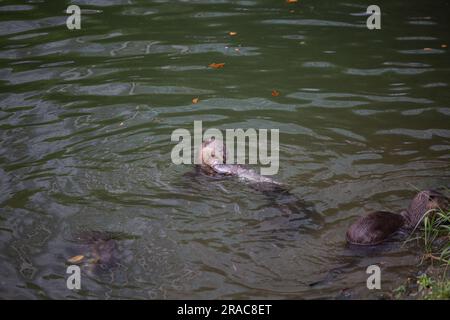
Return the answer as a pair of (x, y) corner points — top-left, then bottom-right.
(197, 137), (283, 186)
(67, 231), (120, 275)
(346, 190), (448, 246)
(194, 138), (320, 218)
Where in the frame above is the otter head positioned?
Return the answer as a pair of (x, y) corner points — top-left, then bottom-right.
(403, 189), (449, 228)
(197, 138), (227, 173)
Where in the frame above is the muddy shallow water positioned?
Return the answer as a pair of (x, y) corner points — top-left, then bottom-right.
(0, 0), (449, 299)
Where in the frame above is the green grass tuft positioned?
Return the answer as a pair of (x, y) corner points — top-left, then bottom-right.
(394, 200), (450, 300)
(422, 208), (450, 264)
(417, 274), (450, 300)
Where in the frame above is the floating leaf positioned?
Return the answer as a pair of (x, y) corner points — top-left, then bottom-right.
(423, 48), (432, 51)
(271, 90), (280, 97)
(229, 31), (237, 36)
(192, 97), (199, 104)
(286, 0), (298, 3)
(68, 255), (85, 264)
(441, 44), (447, 48)
(208, 62), (225, 69)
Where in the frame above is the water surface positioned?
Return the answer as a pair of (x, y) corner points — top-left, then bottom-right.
(0, 0), (450, 299)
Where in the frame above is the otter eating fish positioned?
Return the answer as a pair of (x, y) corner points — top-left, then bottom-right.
(197, 137), (283, 187)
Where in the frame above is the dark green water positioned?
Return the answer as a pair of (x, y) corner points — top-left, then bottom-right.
(0, 0), (449, 299)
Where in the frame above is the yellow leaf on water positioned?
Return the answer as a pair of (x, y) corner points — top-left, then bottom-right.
(286, 0), (298, 3)
(68, 255), (84, 264)
(229, 31), (237, 36)
(192, 97), (199, 104)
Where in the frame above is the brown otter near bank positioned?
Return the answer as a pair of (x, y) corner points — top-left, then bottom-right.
(346, 190), (448, 246)
(197, 137), (283, 186)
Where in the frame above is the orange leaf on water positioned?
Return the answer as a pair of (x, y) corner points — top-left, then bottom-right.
(208, 62), (225, 69)
(68, 255), (85, 264)
(271, 90), (280, 97)
(286, 0), (298, 3)
(192, 97), (199, 104)
(229, 31), (237, 36)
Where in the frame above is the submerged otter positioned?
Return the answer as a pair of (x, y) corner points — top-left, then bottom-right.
(67, 231), (120, 275)
(346, 190), (448, 246)
(197, 137), (283, 187)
